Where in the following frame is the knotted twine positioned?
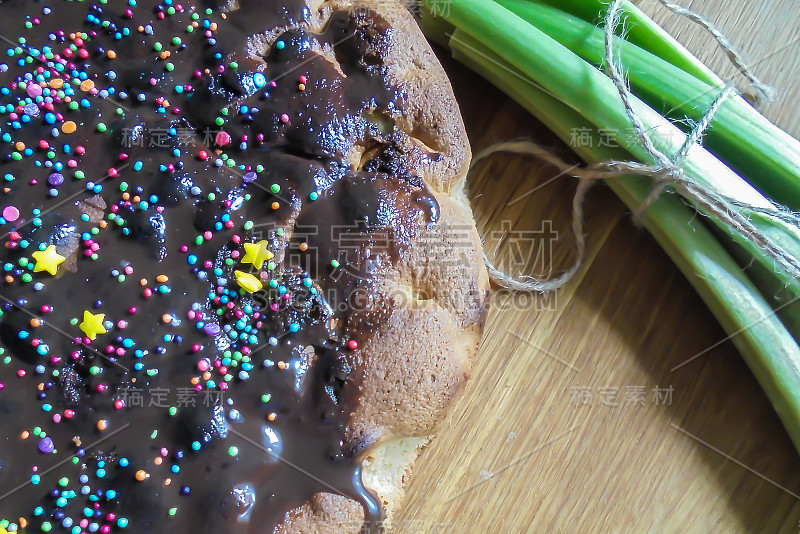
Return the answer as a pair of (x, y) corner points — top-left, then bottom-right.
(479, 0), (800, 292)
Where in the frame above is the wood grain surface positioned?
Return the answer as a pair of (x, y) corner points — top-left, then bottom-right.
(393, 1), (800, 532)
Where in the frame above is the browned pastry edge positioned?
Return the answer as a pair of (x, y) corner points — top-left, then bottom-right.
(225, 1), (488, 531)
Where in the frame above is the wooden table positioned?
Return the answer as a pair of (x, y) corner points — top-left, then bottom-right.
(394, 1), (800, 532)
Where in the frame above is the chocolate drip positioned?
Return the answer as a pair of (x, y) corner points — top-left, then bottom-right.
(0, 0), (438, 532)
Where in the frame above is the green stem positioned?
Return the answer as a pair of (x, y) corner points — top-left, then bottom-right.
(445, 29), (800, 453)
(431, 0), (800, 342)
(527, 0), (721, 86)
(497, 0), (800, 211)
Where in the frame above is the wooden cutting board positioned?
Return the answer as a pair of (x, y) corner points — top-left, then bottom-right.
(394, 2), (800, 532)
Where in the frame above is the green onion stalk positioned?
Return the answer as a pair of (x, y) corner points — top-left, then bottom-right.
(420, 0), (800, 453)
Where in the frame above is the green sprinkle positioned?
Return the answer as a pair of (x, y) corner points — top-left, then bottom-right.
(228, 446), (239, 457)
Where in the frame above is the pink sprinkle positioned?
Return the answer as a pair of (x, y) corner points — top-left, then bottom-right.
(197, 359), (209, 372)
(215, 131), (231, 146)
(27, 84), (42, 97)
(180, 245), (188, 253)
(203, 231), (212, 240)
(124, 265), (134, 274)
(128, 307), (137, 314)
(52, 413), (61, 423)
(280, 113), (289, 123)
(2, 205), (20, 222)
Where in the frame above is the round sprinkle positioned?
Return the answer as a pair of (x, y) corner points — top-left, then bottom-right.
(2, 205), (20, 222)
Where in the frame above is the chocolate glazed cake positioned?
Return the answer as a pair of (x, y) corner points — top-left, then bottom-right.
(0, 0), (489, 532)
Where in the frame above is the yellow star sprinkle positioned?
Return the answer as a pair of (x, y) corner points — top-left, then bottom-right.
(234, 270), (263, 293)
(241, 240), (274, 269)
(79, 311), (107, 341)
(32, 244), (66, 275)
(0, 524), (8, 534)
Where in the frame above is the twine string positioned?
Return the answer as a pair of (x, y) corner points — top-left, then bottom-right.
(481, 0), (799, 291)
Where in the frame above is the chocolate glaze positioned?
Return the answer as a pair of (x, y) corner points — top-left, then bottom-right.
(0, 0), (439, 532)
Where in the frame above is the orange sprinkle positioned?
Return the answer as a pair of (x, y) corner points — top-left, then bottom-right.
(61, 121), (77, 134)
(138, 25), (145, 32)
(267, 413), (277, 421)
(122, 192), (130, 201)
(5, 275), (14, 284)
(140, 278), (148, 286)
(30, 318), (42, 327)
(99, 221), (108, 229)
(209, 22), (218, 30)
(299, 242), (308, 252)
(21, 431), (30, 439)
(49, 78), (64, 88)
(80, 80), (95, 92)
(159, 51), (170, 60)
(37, 383), (45, 391)
(135, 470), (149, 482)
(97, 419), (108, 431)
(132, 196), (140, 203)
(156, 274), (169, 283)
(15, 141), (25, 151)
(19, 518), (28, 529)
(271, 201), (280, 210)
(164, 478), (172, 486)
(190, 377), (200, 385)
(162, 314), (173, 324)
(277, 361), (286, 370)
(202, 372), (211, 382)
(107, 50), (117, 59)
(154, 457), (163, 466)
(298, 83), (305, 91)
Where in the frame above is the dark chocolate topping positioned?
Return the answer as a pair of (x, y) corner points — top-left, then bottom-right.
(0, 0), (439, 532)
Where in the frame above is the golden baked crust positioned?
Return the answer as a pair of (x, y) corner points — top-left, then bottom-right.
(215, 1), (489, 531)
